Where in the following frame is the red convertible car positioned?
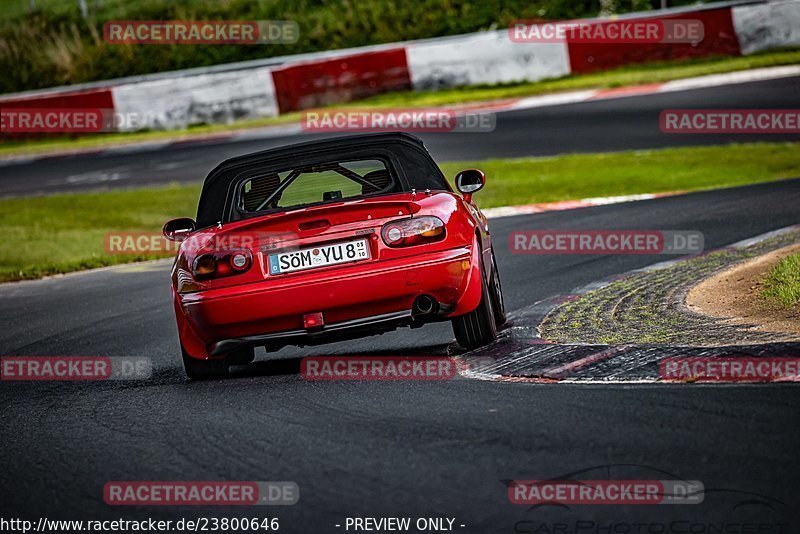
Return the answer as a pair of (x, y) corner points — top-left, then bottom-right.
(164, 133), (505, 378)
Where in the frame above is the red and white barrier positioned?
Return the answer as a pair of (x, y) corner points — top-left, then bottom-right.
(0, 87), (114, 115)
(405, 30), (570, 90)
(732, 0), (800, 55)
(565, 7), (741, 73)
(2, 1), (798, 133)
(270, 48), (411, 112)
(110, 67), (278, 132)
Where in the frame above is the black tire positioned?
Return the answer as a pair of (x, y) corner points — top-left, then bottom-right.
(452, 249), (498, 349)
(181, 345), (228, 380)
(488, 247), (507, 327)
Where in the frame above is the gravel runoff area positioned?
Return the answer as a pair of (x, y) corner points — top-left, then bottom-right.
(687, 244), (800, 336)
(539, 230), (800, 346)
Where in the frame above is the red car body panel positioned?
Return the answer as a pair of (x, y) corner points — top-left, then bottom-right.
(172, 191), (490, 360)
(169, 133), (495, 361)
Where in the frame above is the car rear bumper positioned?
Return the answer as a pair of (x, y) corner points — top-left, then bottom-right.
(208, 310), (415, 355)
(177, 245), (481, 356)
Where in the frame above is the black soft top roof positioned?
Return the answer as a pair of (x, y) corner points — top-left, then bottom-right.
(196, 132), (450, 227)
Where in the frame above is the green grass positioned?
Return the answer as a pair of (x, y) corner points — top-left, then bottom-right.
(2, 48), (797, 159)
(0, 184), (200, 282)
(762, 253), (800, 308)
(0, 0), (669, 93)
(1, 142), (798, 283)
(0, 112), (303, 158)
(438, 142), (800, 207)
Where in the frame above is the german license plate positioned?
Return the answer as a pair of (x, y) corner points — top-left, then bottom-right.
(268, 239), (370, 275)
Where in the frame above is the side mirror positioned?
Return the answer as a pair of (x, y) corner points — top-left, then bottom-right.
(163, 217), (196, 242)
(455, 169), (485, 201)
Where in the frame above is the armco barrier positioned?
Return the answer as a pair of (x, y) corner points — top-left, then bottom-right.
(111, 67), (278, 132)
(1, 0), (798, 133)
(732, 0), (800, 55)
(405, 30), (570, 90)
(567, 7), (741, 73)
(0, 87), (114, 111)
(0, 87), (115, 138)
(271, 48), (411, 113)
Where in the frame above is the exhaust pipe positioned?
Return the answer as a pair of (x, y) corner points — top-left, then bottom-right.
(413, 295), (438, 316)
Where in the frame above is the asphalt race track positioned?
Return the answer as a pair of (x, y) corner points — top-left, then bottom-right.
(2, 177), (800, 529)
(0, 75), (799, 197)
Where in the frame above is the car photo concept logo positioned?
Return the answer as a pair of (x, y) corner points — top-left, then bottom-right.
(508, 479), (705, 505)
(507, 464), (791, 532)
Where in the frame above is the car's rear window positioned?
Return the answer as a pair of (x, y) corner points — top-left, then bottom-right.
(236, 158), (396, 214)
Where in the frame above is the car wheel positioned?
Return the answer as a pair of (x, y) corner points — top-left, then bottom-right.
(489, 247), (507, 327)
(452, 250), (498, 349)
(181, 345), (228, 380)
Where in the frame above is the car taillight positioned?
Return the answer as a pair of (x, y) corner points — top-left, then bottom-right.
(381, 216), (445, 247)
(193, 249), (252, 280)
